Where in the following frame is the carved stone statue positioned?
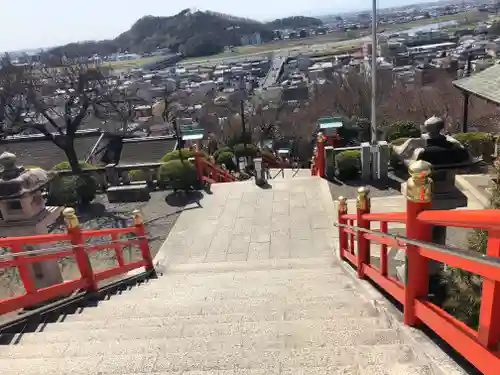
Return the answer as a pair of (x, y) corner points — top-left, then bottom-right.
(392, 116), (472, 168)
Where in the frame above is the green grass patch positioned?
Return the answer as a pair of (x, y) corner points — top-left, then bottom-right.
(104, 56), (164, 68)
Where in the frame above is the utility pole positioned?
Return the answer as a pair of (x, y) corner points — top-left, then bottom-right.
(370, 0), (377, 146)
(239, 76), (248, 154)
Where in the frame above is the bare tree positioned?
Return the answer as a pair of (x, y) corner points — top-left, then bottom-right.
(0, 62), (109, 172)
(94, 85), (152, 134)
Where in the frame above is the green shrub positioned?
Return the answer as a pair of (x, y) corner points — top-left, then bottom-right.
(213, 147), (232, 160)
(335, 150), (361, 180)
(160, 148), (208, 163)
(452, 132), (495, 160)
(386, 121), (421, 142)
(157, 160), (201, 191)
(47, 174), (97, 206)
(233, 143), (257, 159)
(53, 161), (93, 170)
(215, 151), (236, 171)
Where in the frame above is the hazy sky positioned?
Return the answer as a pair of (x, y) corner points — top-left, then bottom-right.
(1, 0), (426, 52)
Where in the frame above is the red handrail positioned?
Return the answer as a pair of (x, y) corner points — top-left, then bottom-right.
(200, 159), (236, 182)
(417, 209), (500, 231)
(193, 151), (235, 183)
(336, 191), (500, 375)
(0, 210), (154, 317)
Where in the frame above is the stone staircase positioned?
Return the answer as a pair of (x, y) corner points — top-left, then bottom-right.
(1, 258), (441, 374)
(0, 176), (464, 374)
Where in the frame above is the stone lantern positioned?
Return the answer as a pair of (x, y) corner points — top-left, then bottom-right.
(0, 151), (63, 289)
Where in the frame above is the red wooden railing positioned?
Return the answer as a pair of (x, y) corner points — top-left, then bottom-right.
(194, 151), (236, 184)
(335, 164), (500, 375)
(311, 133), (325, 178)
(0, 208), (154, 317)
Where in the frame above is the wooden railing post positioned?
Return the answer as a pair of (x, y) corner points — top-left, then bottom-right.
(337, 196), (348, 260)
(63, 208), (98, 293)
(478, 231), (500, 348)
(133, 209), (155, 273)
(403, 160), (433, 326)
(356, 187), (370, 279)
(317, 132), (326, 178)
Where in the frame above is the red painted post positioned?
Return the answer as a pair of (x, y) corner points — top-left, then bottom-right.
(316, 132), (326, 178)
(380, 221), (388, 276)
(478, 231), (500, 348)
(194, 150), (203, 182)
(133, 209), (155, 272)
(337, 196), (348, 260)
(403, 160), (433, 326)
(63, 208), (98, 293)
(356, 187), (370, 279)
(11, 242), (37, 295)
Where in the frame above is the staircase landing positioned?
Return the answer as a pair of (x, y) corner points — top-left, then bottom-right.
(0, 177), (466, 374)
(155, 176), (338, 266)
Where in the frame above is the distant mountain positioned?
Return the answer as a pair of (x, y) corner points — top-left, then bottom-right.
(268, 16), (324, 29)
(47, 9), (275, 60)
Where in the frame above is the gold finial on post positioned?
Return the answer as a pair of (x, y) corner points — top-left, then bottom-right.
(338, 196), (347, 214)
(63, 207), (80, 229)
(317, 132), (325, 143)
(406, 160), (433, 203)
(132, 209), (143, 225)
(356, 186), (370, 210)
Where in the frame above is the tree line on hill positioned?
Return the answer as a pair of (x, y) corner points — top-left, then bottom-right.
(44, 10), (324, 60)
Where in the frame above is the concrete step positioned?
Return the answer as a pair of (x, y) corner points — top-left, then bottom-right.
(16, 317), (398, 345)
(38, 311), (391, 333)
(0, 344), (422, 374)
(61, 294), (379, 322)
(7, 318), (395, 357)
(82, 286), (364, 308)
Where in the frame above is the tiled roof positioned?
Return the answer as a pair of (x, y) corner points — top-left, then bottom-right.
(453, 64), (500, 105)
(0, 135), (177, 170)
(0, 136), (101, 169)
(120, 136), (177, 164)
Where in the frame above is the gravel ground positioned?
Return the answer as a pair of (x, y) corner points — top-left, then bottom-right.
(327, 175), (402, 201)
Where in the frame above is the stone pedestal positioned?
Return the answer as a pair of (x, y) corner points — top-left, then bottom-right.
(361, 142), (371, 181)
(0, 152), (63, 291)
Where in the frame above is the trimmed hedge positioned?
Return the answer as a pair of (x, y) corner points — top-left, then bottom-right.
(213, 147), (232, 160)
(335, 150), (361, 180)
(215, 151), (236, 171)
(157, 160), (201, 192)
(47, 174), (97, 206)
(160, 148), (208, 163)
(53, 161), (93, 170)
(386, 121), (421, 142)
(233, 143), (257, 159)
(452, 132), (495, 160)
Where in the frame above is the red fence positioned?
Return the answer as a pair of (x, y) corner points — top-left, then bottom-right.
(0, 208), (154, 317)
(336, 162), (500, 375)
(194, 152), (236, 184)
